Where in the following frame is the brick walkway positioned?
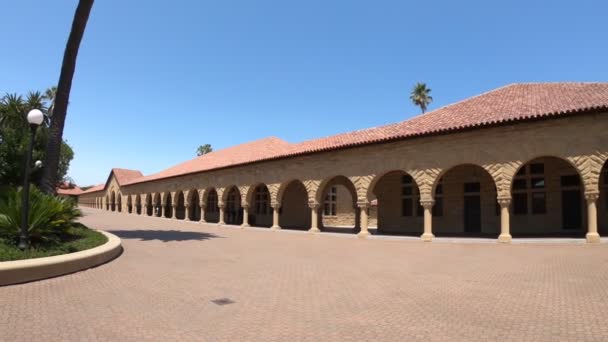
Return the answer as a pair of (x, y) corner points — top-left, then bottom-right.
(2, 208), (608, 341)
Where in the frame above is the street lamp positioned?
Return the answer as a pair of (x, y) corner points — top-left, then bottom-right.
(18, 109), (44, 250)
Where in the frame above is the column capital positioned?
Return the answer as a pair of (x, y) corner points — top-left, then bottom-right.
(308, 202), (320, 210)
(271, 203), (281, 210)
(184, 202), (191, 208)
(172, 203), (177, 208)
(242, 203), (250, 209)
(357, 201), (370, 210)
(420, 199), (435, 209)
(497, 197), (511, 208)
(585, 192), (600, 202)
(218, 202), (225, 209)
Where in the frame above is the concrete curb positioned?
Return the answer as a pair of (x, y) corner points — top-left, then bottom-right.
(0, 230), (122, 286)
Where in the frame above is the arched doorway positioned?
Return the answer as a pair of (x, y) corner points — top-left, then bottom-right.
(154, 193), (162, 217)
(204, 188), (220, 223)
(189, 190), (201, 221)
(135, 194), (141, 214)
(164, 193), (173, 218)
(117, 194), (122, 213)
(433, 164), (499, 237)
(279, 180), (310, 230)
(510, 156), (586, 237)
(110, 191), (116, 211)
(318, 176), (358, 234)
(249, 184), (272, 227)
(371, 171), (423, 236)
(127, 195), (132, 213)
(175, 191), (186, 220)
(225, 186), (243, 225)
(600, 160), (608, 235)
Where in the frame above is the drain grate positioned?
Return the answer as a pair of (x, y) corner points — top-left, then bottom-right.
(211, 298), (235, 306)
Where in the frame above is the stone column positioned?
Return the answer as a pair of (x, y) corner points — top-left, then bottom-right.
(171, 204), (177, 219)
(357, 202), (370, 238)
(200, 203), (206, 223)
(185, 203), (191, 221)
(420, 200), (434, 242)
(309, 202), (320, 233)
(271, 204), (281, 230)
(498, 198), (512, 243)
(241, 205), (250, 228)
(585, 193), (600, 243)
(161, 203), (166, 218)
(218, 203), (225, 225)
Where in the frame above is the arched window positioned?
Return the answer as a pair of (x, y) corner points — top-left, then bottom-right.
(208, 190), (219, 213)
(254, 186), (270, 215)
(323, 186), (337, 216)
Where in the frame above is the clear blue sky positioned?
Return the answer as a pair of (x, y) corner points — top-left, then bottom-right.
(2, 1), (607, 185)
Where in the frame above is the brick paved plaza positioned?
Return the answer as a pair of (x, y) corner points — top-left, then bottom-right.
(2, 208), (608, 341)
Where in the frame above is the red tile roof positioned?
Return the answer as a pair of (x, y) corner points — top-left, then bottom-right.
(79, 184), (105, 195)
(122, 82), (608, 186)
(56, 183), (83, 196)
(111, 168), (144, 185)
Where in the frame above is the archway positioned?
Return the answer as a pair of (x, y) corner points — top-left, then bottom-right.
(164, 193), (173, 218)
(127, 195), (132, 213)
(135, 194), (141, 214)
(433, 164), (498, 237)
(204, 188), (220, 223)
(318, 176), (358, 234)
(371, 171), (423, 236)
(279, 180), (310, 230)
(249, 184), (272, 227)
(145, 194), (153, 216)
(189, 190), (201, 221)
(225, 186), (243, 225)
(175, 191), (186, 220)
(110, 191), (116, 211)
(154, 193), (162, 217)
(105, 196), (109, 210)
(510, 156), (586, 238)
(117, 194), (122, 213)
(600, 160), (608, 235)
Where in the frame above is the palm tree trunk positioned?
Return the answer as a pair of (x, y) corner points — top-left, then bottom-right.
(40, 0), (94, 194)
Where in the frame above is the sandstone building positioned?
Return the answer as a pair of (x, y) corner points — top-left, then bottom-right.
(78, 83), (608, 243)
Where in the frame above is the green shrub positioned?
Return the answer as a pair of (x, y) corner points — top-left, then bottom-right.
(0, 186), (82, 246)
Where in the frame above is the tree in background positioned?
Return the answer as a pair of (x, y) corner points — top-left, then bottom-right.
(410, 82), (433, 114)
(197, 144), (213, 156)
(41, 0), (94, 194)
(0, 91), (74, 188)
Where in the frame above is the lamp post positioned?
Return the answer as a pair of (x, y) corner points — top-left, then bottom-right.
(18, 109), (44, 250)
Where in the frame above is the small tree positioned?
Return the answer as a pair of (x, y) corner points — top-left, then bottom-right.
(410, 82), (433, 114)
(196, 144), (213, 156)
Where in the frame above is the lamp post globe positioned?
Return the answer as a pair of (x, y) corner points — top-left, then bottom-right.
(18, 109), (45, 250)
(27, 109), (44, 126)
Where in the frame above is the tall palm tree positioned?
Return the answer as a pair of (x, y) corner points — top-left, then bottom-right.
(41, 0), (94, 194)
(410, 82), (433, 114)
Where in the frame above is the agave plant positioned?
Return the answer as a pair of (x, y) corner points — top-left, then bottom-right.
(0, 186), (82, 245)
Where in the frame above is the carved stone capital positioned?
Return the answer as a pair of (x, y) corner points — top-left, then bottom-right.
(357, 201), (370, 210)
(497, 197), (511, 208)
(241, 203), (250, 209)
(271, 203), (281, 210)
(218, 202), (225, 209)
(585, 192), (600, 202)
(308, 201), (320, 210)
(184, 203), (190, 208)
(420, 200), (435, 209)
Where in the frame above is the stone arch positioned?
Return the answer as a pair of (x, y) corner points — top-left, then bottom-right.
(247, 183), (272, 227)
(203, 187), (220, 223)
(188, 189), (201, 221)
(431, 164), (499, 237)
(127, 195), (132, 213)
(154, 193), (162, 217)
(116, 192), (122, 213)
(366, 170), (424, 202)
(175, 191), (186, 220)
(315, 175), (359, 233)
(224, 186), (243, 225)
(277, 179), (311, 204)
(163, 192), (173, 218)
(509, 156), (587, 237)
(370, 170), (424, 236)
(135, 194), (141, 214)
(278, 180), (311, 230)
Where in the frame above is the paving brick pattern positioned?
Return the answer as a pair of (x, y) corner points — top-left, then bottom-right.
(2, 208), (608, 341)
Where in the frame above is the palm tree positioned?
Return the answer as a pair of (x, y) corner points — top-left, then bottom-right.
(410, 82), (433, 114)
(196, 144), (213, 156)
(43, 86), (57, 117)
(40, 0), (94, 194)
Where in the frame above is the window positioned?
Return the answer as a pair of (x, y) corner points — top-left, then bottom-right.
(324, 186), (337, 216)
(433, 180), (443, 216)
(401, 175), (421, 217)
(531, 192), (546, 214)
(255, 186), (270, 215)
(560, 175), (580, 187)
(464, 182), (480, 193)
(513, 193), (528, 215)
(513, 162), (546, 215)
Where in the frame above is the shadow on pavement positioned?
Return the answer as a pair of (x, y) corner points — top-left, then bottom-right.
(107, 229), (221, 242)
